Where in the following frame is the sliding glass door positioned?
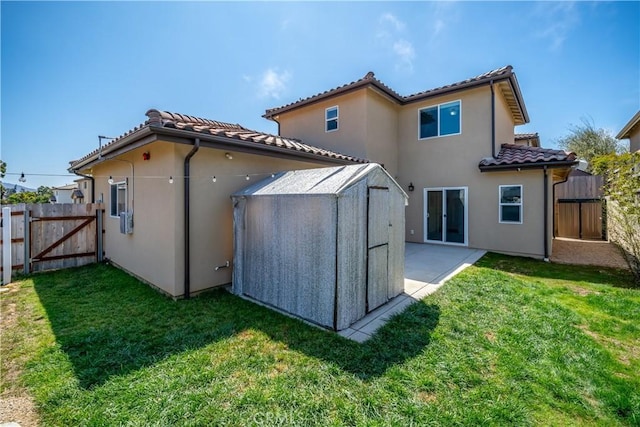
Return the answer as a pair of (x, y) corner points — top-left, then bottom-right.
(424, 187), (468, 245)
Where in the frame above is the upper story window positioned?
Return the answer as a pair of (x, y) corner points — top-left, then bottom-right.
(325, 106), (338, 132)
(419, 100), (461, 139)
(499, 185), (522, 224)
(110, 182), (127, 217)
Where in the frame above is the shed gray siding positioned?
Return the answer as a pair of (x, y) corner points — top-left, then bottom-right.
(232, 164), (407, 331)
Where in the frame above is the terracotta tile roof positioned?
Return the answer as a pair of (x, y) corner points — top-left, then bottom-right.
(514, 132), (540, 147)
(263, 71), (403, 119)
(514, 133), (539, 140)
(264, 66), (525, 122)
(146, 110), (367, 163)
(403, 66), (513, 101)
(479, 144), (577, 170)
(69, 110), (367, 170)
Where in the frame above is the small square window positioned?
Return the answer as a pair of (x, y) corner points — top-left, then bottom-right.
(326, 106), (338, 132)
(499, 185), (522, 223)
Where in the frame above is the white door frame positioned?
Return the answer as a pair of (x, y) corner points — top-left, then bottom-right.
(423, 187), (469, 246)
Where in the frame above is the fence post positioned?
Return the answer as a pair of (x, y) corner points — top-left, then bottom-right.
(24, 209), (30, 275)
(96, 208), (104, 263)
(2, 207), (11, 285)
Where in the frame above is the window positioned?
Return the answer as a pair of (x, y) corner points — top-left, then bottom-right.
(83, 181), (87, 189)
(419, 100), (461, 139)
(110, 182), (127, 217)
(499, 185), (522, 223)
(325, 106), (338, 132)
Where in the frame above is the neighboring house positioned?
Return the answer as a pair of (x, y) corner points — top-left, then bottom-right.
(264, 65), (577, 259)
(52, 183), (78, 203)
(616, 110), (640, 153)
(72, 177), (93, 203)
(69, 110), (365, 298)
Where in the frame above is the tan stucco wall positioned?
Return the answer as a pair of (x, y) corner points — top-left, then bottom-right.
(365, 90), (400, 177)
(277, 88), (400, 177)
(278, 91), (368, 159)
(91, 140), (328, 297)
(395, 86), (547, 258)
(91, 142), (180, 295)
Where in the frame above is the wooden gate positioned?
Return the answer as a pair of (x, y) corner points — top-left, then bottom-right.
(556, 199), (604, 240)
(554, 171), (605, 240)
(1, 203), (104, 277)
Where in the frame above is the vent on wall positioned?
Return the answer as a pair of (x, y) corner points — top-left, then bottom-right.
(120, 212), (134, 234)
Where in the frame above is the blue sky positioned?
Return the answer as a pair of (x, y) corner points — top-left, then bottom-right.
(1, 1), (638, 188)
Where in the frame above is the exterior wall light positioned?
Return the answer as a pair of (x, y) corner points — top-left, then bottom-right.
(408, 182), (415, 192)
(108, 176), (114, 185)
(169, 176), (174, 184)
(18, 172), (26, 183)
(225, 153), (233, 160)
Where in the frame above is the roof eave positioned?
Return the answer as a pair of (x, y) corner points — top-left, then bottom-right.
(615, 110), (640, 139)
(68, 126), (155, 172)
(151, 126), (366, 165)
(263, 80), (401, 120)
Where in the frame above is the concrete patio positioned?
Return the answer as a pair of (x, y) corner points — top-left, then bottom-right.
(338, 243), (486, 342)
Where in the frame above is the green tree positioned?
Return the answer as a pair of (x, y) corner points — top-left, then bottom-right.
(4, 186), (54, 204)
(592, 152), (640, 284)
(0, 160), (6, 202)
(556, 118), (627, 169)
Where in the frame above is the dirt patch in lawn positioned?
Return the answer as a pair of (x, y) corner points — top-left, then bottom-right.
(551, 238), (628, 270)
(1, 283), (40, 427)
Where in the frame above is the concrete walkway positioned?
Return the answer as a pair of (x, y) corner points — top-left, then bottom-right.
(339, 243), (486, 342)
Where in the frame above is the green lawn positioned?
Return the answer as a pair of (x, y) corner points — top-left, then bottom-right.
(1, 254), (638, 426)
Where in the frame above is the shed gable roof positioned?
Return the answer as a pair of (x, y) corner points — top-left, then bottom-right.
(69, 109), (367, 171)
(479, 144), (577, 171)
(264, 65), (529, 125)
(232, 163), (407, 198)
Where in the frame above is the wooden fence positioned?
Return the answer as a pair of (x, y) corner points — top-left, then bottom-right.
(554, 171), (605, 240)
(1, 203), (104, 283)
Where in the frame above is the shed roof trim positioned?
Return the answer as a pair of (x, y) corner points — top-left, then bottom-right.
(232, 163), (408, 199)
(264, 65), (529, 124)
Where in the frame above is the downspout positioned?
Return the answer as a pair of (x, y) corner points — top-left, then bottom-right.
(552, 173), (571, 239)
(490, 80), (496, 158)
(543, 166), (549, 261)
(184, 138), (201, 299)
(71, 170), (95, 203)
(273, 117), (281, 136)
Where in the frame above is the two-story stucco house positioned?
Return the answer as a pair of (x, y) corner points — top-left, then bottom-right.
(69, 65), (576, 298)
(264, 66), (577, 259)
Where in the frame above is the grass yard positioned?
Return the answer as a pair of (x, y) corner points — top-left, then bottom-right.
(1, 253), (638, 426)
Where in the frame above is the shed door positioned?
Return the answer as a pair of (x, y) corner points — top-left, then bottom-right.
(367, 187), (390, 312)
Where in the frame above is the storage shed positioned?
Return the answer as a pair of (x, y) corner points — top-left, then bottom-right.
(232, 164), (408, 331)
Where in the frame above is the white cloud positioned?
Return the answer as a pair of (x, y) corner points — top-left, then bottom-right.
(393, 39), (415, 71)
(380, 13), (405, 32)
(433, 19), (445, 38)
(258, 68), (291, 99)
(376, 13), (415, 72)
(532, 2), (579, 51)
